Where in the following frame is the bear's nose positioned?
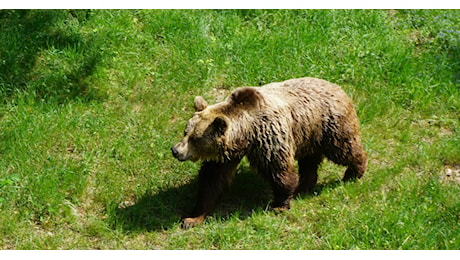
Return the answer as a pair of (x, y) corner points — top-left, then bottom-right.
(171, 147), (179, 158)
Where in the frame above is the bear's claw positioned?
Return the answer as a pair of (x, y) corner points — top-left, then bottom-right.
(182, 215), (205, 229)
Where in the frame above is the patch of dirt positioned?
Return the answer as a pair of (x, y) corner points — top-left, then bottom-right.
(441, 164), (460, 184)
(118, 196), (136, 209)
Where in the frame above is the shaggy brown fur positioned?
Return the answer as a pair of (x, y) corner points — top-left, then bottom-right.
(172, 77), (367, 229)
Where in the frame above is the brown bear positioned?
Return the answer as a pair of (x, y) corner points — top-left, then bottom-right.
(172, 77), (367, 229)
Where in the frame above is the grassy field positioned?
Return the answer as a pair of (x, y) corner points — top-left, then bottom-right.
(0, 9), (459, 249)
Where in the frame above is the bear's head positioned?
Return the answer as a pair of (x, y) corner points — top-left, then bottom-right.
(172, 87), (264, 162)
(171, 96), (230, 162)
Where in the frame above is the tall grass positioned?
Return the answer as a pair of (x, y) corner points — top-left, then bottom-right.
(0, 9), (458, 249)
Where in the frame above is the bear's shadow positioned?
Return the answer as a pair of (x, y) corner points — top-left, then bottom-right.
(114, 165), (342, 232)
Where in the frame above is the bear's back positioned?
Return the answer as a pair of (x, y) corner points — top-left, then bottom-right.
(257, 77), (351, 114)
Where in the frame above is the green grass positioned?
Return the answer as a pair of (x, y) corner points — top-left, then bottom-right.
(0, 9), (459, 249)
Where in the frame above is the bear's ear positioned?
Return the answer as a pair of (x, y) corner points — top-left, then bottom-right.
(211, 116), (228, 136)
(194, 96), (207, 112)
(230, 87), (264, 110)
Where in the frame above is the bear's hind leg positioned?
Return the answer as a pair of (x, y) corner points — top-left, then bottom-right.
(296, 154), (323, 194)
(325, 139), (367, 182)
(342, 143), (367, 181)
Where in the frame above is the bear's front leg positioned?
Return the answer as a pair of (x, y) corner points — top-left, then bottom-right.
(182, 159), (240, 229)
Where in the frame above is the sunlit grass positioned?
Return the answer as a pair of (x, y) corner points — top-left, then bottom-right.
(0, 9), (458, 249)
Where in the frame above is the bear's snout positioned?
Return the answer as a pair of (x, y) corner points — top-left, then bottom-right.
(171, 146), (179, 158)
(171, 142), (190, 161)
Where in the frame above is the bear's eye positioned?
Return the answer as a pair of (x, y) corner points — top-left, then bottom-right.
(188, 135), (201, 144)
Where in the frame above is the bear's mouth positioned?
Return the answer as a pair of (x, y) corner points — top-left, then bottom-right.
(175, 156), (187, 162)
